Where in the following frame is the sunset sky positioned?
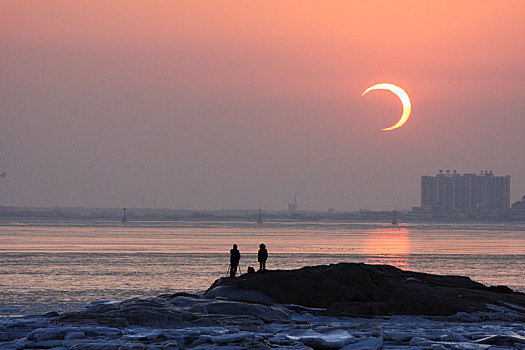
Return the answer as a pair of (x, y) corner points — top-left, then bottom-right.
(1, 1), (524, 210)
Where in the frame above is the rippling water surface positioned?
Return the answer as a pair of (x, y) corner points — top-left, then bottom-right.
(0, 220), (524, 317)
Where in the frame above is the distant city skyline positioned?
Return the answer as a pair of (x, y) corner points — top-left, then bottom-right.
(420, 170), (510, 214)
(1, 2), (524, 210)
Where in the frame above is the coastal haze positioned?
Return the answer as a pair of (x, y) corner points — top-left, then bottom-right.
(2, 1), (525, 211)
(2, 4), (525, 348)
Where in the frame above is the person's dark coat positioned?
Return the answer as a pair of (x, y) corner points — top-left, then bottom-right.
(230, 248), (241, 265)
(258, 246), (268, 262)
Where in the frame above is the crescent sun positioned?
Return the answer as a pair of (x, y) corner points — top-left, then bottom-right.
(362, 83), (412, 131)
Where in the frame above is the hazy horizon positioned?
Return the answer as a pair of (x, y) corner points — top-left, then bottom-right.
(1, 1), (524, 211)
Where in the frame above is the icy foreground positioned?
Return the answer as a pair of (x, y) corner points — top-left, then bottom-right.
(1, 294), (525, 349)
(2, 263), (525, 349)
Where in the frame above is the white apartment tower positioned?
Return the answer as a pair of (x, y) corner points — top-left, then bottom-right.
(421, 170), (510, 213)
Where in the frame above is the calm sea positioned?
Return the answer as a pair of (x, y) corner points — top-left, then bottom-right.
(0, 220), (524, 318)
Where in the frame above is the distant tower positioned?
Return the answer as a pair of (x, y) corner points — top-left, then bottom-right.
(288, 195), (298, 214)
(392, 210), (398, 225)
(122, 208), (128, 223)
(0, 172), (6, 206)
(257, 209), (263, 224)
(306, 192), (310, 210)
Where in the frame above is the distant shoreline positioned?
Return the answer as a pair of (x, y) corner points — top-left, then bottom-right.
(1, 208), (525, 224)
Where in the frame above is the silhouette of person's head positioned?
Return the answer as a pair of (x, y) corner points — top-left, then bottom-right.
(259, 243), (265, 249)
(233, 244), (238, 250)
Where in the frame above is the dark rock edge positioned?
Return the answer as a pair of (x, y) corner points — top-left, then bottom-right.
(204, 262), (525, 317)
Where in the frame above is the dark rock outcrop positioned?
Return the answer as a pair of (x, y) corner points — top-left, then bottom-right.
(56, 298), (196, 328)
(204, 263), (525, 317)
(56, 295), (290, 329)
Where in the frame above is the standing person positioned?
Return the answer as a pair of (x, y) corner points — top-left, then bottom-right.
(229, 244), (241, 278)
(258, 243), (268, 273)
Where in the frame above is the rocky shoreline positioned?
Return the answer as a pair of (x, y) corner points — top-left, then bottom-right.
(1, 263), (525, 349)
(206, 262), (525, 317)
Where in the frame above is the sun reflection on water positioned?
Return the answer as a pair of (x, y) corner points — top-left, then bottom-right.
(362, 227), (411, 268)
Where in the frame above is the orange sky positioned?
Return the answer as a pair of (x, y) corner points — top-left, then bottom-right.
(1, 1), (524, 209)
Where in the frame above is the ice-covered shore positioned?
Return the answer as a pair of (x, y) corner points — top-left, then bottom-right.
(1, 294), (525, 349)
(2, 263), (525, 349)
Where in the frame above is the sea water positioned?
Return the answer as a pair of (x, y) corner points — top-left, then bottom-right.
(0, 220), (524, 318)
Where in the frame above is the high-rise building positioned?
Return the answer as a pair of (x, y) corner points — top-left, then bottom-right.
(421, 170), (510, 213)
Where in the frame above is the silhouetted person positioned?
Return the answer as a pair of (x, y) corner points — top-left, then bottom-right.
(229, 244), (241, 277)
(258, 243), (268, 272)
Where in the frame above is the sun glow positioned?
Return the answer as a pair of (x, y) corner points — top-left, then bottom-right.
(362, 83), (412, 130)
(363, 228), (411, 268)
